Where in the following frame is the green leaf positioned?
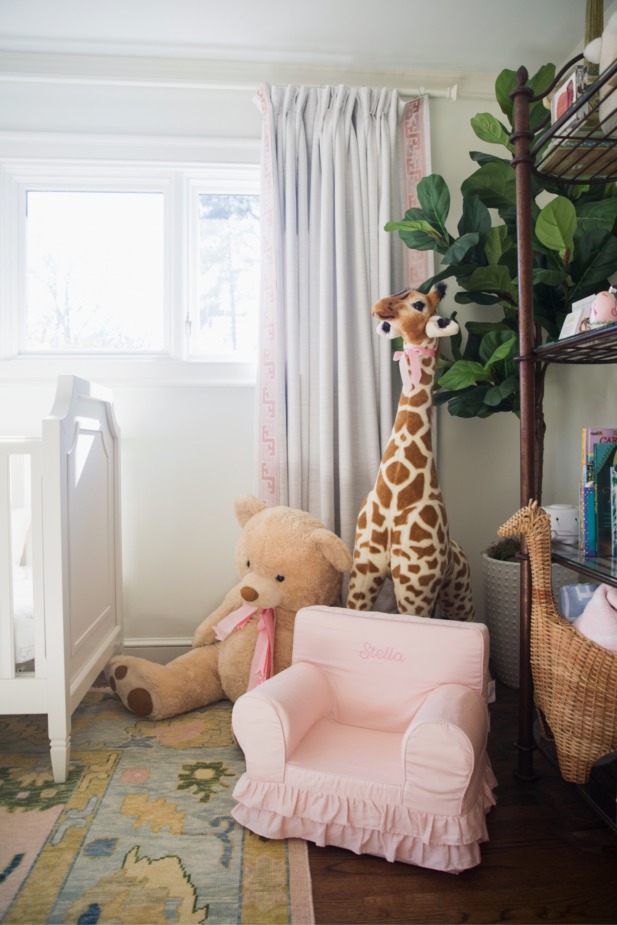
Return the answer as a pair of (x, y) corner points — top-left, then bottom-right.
(535, 197), (576, 258)
(466, 320), (517, 336)
(385, 219), (441, 236)
(528, 62), (556, 98)
(457, 194), (492, 244)
(483, 374), (520, 407)
(479, 331), (517, 367)
(400, 206), (427, 222)
(495, 68), (516, 119)
(441, 232), (480, 265)
(575, 198), (617, 234)
(461, 162), (516, 210)
(416, 175), (450, 242)
(485, 225), (513, 265)
(471, 112), (513, 151)
(438, 360), (492, 390)
(468, 150), (510, 168)
(570, 230), (617, 302)
(464, 264), (516, 296)
(531, 267), (568, 286)
(396, 228), (448, 252)
(444, 386), (494, 418)
(454, 291), (504, 305)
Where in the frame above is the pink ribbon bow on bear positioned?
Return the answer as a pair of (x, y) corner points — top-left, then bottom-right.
(214, 602), (277, 690)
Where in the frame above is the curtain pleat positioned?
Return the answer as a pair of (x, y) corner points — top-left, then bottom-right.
(256, 84), (429, 549)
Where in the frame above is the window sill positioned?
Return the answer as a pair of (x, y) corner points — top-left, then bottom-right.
(0, 355), (257, 387)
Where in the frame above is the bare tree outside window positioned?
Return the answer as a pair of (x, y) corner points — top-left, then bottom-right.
(192, 193), (260, 359)
(25, 191), (165, 353)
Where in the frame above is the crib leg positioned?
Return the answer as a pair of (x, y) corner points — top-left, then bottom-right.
(48, 708), (71, 783)
(49, 740), (70, 783)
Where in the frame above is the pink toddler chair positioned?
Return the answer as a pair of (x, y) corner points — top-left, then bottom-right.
(231, 605), (497, 873)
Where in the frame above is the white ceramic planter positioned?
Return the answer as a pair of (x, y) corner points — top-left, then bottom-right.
(482, 552), (573, 688)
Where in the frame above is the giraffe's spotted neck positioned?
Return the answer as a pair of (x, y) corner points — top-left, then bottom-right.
(374, 344), (439, 508)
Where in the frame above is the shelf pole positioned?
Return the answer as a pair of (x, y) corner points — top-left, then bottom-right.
(510, 66), (537, 781)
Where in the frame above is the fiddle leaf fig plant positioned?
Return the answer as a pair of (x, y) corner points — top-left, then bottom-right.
(386, 63), (617, 421)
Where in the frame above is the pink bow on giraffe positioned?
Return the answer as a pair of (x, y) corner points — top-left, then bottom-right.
(214, 602), (277, 690)
(393, 344), (436, 396)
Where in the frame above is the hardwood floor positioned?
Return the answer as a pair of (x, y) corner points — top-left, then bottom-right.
(308, 683), (617, 924)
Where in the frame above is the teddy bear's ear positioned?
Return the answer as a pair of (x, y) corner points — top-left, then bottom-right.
(311, 528), (353, 573)
(234, 494), (267, 527)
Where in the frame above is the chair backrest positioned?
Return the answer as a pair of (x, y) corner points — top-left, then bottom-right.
(292, 606), (490, 733)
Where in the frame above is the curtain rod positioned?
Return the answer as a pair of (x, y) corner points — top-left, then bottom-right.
(0, 72), (458, 100)
(400, 85), (458, 101)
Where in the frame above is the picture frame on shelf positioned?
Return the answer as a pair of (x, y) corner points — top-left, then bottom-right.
(559, 295), (594, 338)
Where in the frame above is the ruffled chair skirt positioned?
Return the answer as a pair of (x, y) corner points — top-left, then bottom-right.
(232, 760), (497, 873)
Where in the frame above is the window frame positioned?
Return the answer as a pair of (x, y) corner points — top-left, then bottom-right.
(0, 151), (260, 386)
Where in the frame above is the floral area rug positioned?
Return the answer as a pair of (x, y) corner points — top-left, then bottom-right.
(0, 693), (314, 924)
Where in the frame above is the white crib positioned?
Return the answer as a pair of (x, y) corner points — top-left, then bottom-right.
(0, 376), (123, 782)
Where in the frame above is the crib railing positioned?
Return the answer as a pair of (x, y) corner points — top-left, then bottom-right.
(0, 438), (45, 680)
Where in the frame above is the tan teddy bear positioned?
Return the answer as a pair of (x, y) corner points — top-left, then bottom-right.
(106, 494), (352, 720)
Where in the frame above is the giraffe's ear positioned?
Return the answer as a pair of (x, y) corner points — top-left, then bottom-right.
(429, 282), (447, 307)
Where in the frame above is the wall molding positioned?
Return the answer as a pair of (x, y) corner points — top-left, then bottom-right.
(0, 49), (497, 101)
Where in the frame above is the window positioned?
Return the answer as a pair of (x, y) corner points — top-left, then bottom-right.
(189, 182), (260, 361)
(0, 159), (260, 379)
(26, 190), (166, 353)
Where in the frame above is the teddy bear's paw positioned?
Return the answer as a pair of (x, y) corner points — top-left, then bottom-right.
(107, 660), (156, 718)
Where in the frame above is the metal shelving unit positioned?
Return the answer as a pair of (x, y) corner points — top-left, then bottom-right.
(510, 54), (617, 785)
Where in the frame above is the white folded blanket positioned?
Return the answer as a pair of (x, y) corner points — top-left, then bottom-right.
(574, 583), (617, 654)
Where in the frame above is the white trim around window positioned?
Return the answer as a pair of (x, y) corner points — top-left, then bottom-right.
(0, 135), (260, 386)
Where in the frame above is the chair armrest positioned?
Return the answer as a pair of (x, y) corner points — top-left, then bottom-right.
(231, 661), (332, 782)
(402, 683), (488, 814)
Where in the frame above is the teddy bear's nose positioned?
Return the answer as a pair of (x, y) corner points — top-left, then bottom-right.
(240, 585), (259, 602)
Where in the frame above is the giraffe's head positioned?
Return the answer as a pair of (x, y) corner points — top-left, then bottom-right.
(497, 500), (550, 542)
(372, 282), (459, 346)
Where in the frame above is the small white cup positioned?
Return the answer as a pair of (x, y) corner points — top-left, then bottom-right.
(543, 504), (578, 545)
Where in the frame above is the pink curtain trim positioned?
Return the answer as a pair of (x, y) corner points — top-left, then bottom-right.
(255, 86), (279, 507)
(403, 98), (432, 287)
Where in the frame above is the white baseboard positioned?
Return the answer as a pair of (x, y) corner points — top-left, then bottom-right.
(122, 637), (192, 665)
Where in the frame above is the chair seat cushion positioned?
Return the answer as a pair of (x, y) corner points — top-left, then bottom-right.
(288, 717), (404, 787)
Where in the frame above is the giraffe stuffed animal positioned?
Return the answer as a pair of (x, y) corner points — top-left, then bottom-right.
(347, 282), (475, 621)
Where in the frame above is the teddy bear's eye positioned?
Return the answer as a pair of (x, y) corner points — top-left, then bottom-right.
(246, 560), (250, 568)
(276, 574), (285, 582)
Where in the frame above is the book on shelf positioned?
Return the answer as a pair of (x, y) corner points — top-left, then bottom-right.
(579, 427), (617, 557)
(594, 442), (617, 556)
(612, 468), (617, 557)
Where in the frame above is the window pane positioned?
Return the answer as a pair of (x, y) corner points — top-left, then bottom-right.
(25, 191), (165, 353)
(192, 193), (260, 359)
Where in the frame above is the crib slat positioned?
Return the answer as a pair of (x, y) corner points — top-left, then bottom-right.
(30, 450), (46, 677)
(0, 440), (43, 682)
(0, 450), (14, 679)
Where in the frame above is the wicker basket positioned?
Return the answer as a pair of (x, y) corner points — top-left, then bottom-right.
(499, 502), (617, 785)
(531, 602), (617, 784)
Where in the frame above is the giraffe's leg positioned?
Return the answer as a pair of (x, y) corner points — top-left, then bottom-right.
(390, 503), (449, 617)
(347, 495), (390, 611)
(437, 539), (476, 621)
(391, 544), (443, 617)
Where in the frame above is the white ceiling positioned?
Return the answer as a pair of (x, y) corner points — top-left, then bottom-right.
(0, 0), (610, 78)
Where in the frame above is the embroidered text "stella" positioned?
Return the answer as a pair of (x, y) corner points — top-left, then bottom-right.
(360, 642), (406, 662)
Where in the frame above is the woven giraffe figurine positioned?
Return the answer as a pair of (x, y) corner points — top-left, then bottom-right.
(498, 500), (617, 783)
(347, 282), (475, 620)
